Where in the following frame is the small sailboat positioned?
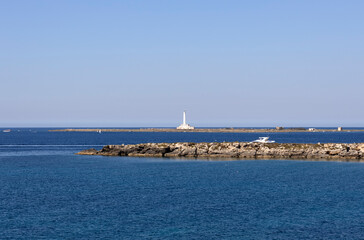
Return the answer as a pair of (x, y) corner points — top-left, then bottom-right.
(98, 130), (102, 134)
(251, 137), (275, 143)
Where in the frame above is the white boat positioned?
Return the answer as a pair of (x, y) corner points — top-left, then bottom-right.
(98, 130), (102, 134)
(251, 137), (275, 143)
(3, 129), (11, 133)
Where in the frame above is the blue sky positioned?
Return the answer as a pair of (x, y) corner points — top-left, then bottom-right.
(1, 1), (363, 127)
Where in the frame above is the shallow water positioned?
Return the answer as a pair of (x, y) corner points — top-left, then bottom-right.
(0, 129), (363, 239)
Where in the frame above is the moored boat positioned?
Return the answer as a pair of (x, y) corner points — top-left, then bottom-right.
(251, 137), (275, 143)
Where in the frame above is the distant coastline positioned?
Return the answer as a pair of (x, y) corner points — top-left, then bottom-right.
(50, 128), (364, 133)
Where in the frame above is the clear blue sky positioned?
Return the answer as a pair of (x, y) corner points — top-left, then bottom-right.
(1, 1), (363, 127)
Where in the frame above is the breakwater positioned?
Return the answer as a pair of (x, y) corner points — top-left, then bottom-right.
(49, 128), (364, 133)
(77, 142), (364, 161)
(51, 128), (364, 133)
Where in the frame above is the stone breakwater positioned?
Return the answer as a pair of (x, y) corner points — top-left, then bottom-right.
(77, 142), (364, 161)
(51, 128), (364, 133)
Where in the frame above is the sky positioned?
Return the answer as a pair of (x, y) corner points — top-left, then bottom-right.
(1, 0), (363, 127)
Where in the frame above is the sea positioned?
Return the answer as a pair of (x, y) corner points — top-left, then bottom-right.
(1, 128), (364, 239)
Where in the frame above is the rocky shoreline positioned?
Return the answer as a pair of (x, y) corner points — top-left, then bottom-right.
(77, 142), (364, 161)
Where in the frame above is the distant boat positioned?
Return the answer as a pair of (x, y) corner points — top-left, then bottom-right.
(98, 130), (102, 134)
(3, 129), (11, 133)
(251, 137), (275, 143)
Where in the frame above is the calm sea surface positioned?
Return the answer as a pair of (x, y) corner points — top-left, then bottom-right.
(0, 128), (364, 239)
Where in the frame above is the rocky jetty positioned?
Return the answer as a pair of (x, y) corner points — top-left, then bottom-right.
(77, 142), (364, 161)
(51, 128), (364, 133)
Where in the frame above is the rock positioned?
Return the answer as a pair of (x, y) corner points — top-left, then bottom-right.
(76, 148), (98, 155)
(196, 143), (209, 155)
(76, 142), (364, 161)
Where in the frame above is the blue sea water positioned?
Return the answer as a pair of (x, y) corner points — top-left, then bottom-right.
(0, 128), (364, 239)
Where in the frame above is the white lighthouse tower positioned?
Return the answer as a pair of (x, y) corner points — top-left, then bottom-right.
(177, 111), (194, 130)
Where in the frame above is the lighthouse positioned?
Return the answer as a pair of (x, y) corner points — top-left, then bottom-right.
(177, 111), (195, 130)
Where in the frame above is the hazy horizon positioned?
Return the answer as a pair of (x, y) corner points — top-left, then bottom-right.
(1, 1), (363, 127)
